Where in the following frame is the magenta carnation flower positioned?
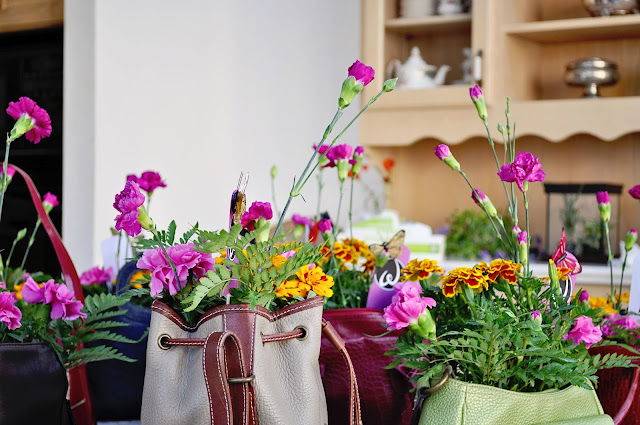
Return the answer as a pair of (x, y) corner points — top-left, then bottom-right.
(517, 230), (528, 245)
(434, 144), (451, 160)
(497, 152), (546, 192)
(318, 218), (332, 234)
(292, 214), (314, 228)
(114, 181), (146, 237)
(348, 60), (375, 86)
(1, 166), (16, 180)
(391, 281), (429, 304)
(323, 144), (354, 169)
(6, 97), (52, 143)
(0, 291), (22, 330)
(596, 191), (610, 205)
(137, 243), (215, 297)
(80, 266), (114, 286)
(578, 290), (589, 303)
(240, 201), (273, 231)
(602, 314), (639, 336)
(42, 192), (59, 212)
(21, 277), (86, 320)
(564, 316), (602, 348)
(313, 144), (330, 155)
(383, 296), (436, 331)
(629, 185), (640, 200)
(128, 171), (167, 194)
(0, 281), (5, 289)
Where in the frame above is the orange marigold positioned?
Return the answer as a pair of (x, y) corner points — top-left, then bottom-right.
(362, 249), (377, 274)
(342, 238), (369, 254)
(316, 245), (332, 266)
(275, 279), (311, 298)
(441, 267), (488, 297)
(480, 259), (522, 284)
(401, 258), (444, 282)
(334, 242), (358, 264)
(294, 264), (334, 297)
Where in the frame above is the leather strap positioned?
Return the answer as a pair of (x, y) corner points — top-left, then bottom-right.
(2, 163), (94, 425)
(202, 331), (256, 425)
(613, 367), (640, 424)
(323, 319), (363, 425)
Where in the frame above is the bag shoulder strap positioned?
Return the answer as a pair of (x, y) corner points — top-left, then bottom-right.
(203, 331), (256, 425)
(322, 319), (363, 425)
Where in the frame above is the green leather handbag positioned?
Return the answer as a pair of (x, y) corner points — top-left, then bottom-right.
(413, 369), (613, 425)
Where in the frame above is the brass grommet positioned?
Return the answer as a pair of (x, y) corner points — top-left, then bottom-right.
(294, 326), (308, 341)
(158, 334), (171, 350)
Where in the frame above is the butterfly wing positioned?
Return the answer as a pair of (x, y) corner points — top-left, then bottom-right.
(385, 230), (405, 259)
(552, 228), (582, 275)
(229, 172), (249, 229)
(551, 228), (567, 263)
(369, 244), (386, 258)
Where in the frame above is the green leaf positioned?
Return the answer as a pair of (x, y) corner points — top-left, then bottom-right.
(180, 222), (199, 244)
(167, 220), (177, 245)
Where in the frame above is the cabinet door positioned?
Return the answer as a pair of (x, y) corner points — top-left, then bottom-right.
(0, 0), (63, 34)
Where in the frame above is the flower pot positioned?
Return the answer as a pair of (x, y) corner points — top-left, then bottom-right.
(589, 345), (640, 425)
(0, 342), (75, 425)
(415, 375), (613, 425)
(320, 308), (413, 425)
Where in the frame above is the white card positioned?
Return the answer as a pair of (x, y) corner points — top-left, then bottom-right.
(628, 259), (640, 314)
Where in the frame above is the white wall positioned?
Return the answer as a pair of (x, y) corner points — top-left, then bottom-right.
(64, 0), (377, 271)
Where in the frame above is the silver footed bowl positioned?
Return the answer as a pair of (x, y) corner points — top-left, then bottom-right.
(564, 57), (620, 98)
(583, 0), (639, 16)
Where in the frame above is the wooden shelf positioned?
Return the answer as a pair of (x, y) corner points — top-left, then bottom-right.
(371, 85), (471, 110)
(504, 15), (640, 43)
(385, 13), (472, 35)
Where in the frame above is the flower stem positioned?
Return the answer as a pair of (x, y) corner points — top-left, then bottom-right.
(270, 173), (281, 219)
(349, 177), (355, 242)
(316, 172), (324, 218)
(273, 108), (343, 238)
(0, 140), (12, 224)
(334, 181), (345, 240)
(604, 223), (615, 308)
(523, 191), (531, 276)
(4, 235), (21, 283)
(20, 219), (41, 271)
(483, 120), (512, 208)
(619, 250), (629, 311)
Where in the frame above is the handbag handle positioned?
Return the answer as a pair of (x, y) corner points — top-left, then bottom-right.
(2, 163), (95, 425)
(613, 367), (640, 424)
(3, 163), (84, 302)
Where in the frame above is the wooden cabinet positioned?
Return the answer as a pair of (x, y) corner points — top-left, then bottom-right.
(0, 0), (63, 34)
(361, 0), (640, 145)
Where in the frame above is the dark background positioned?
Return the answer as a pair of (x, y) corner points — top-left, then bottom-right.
(0, 27), (63, 277)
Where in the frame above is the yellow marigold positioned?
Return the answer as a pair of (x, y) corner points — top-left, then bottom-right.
(441, 267), (488, 297)
(401, 258), (444, 282)
(615, 292), (630, 304)
(480, 259), (521, 284)
(589, 296), (618, 315)
(295, 264), (334, 297)
(215, 250), (227, 265)
(556, 267), (572, 281)
(362, 249), (377, 274)
(334, 242), (358, 264)
(275, 279), (310, 298)
(342, 238), (369, 254)
(13, 282), (25, 301)
(130, 270), (150, 289)
(315, 245), (332, 266)
(272, 255), (287, 269)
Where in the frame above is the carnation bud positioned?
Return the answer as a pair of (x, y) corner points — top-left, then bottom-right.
(383, 78), (398, 92)
(518, 231), (528, 268)
(136, 205), (154, 232)
(434, 144), (460, 172)
(625, 229), (638, 252)
(270, 165), (277, 179)
(408, 309), (436, 339)
(530, 310), (542, 325)
(596, 191), (611, 223)
(548, 259), (560, 295)
(254, 217), (271, 243)
(8, 114), (35, 143)
(469, 85), (488, 121)
(497, 123), (504, 134)
(293, 224), (305, 240)
(15, 228), (27, 242)
(578, 290), (589, 304)
(471, 189), (497, 218)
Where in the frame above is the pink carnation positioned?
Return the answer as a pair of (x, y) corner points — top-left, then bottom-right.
(128, 171), (166, 194)
(21, 277), (86, 321)
(629, 185), (640, 200)
(114, 181), (146, 237)
(1, 166), (16, 180)
(137, 244), (215, 297)
(391, 281), (425, 304)
(434, 144), (451, 160)
(0, 291), (21, 330)
(324, 144), (354, 168)
(596, 191), (610, 206)
(564, 316), (602, 348)
(43, 192), (59, 209)
(6, 97), (52, 143)
(318, 219), (332, 234)
(292, 214), (314, 228)
(80, 266), (114, 286)
(497, 152), (546, 192)
(240, 201), (273, 232)
(602, 314), (640, 336)
(383, 296), (436, 331)
(347, 60), (375, 86)
(0, 281), (5, 289)
(578, 290), (589, 303)
(471, 189), (487, 204)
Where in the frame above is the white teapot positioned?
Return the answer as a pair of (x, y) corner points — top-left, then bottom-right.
(386, 47), (451, 89)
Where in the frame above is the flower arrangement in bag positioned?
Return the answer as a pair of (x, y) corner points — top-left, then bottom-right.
(386, 87), (638, 392)
(0, 97), (140, 369)
(118, 61), (398, 322)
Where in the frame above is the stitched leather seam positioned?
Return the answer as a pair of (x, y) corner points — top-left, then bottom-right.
(203, 336), (214, 424)
(250, 313), (255, 373)
(229, 336), (247, 425)
(167, 341), (204, 346)
(217, 334), (231, 424)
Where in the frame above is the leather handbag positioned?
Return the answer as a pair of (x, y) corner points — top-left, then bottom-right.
(0, 163), (95, 425)
(0, 343), (76, 425)
(589, 345), (640, 425)
(86, 260), (151, 421)
(413, 368), (615, 425)
(141, 296), (362, 425)
(320, 308), (413, 425)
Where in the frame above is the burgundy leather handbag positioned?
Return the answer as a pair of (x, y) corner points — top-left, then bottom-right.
(320, 308), (413, 425)
(0, 164), (95, 425)
(589, 345), (640, 425)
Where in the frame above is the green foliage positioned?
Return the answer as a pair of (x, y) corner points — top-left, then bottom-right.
(445, 209), (512, 259)
(389, 273), (639, 392)
(324, 268), (371, 309)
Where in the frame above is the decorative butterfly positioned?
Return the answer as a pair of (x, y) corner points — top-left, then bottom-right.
(229, 172), (249, 229)
(552, 228), (582, 275)
(369, 230), (405, 260)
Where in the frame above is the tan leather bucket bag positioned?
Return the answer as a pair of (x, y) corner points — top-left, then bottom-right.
(141, 296), (361, 425)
